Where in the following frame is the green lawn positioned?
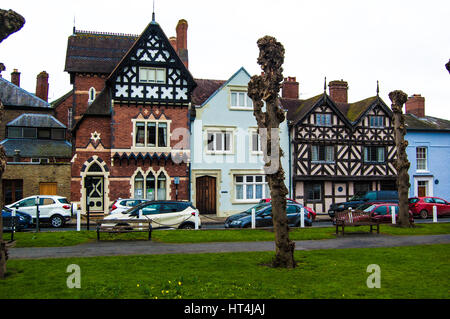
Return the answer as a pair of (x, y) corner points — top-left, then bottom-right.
(4, 222), (450, 248)
(1, 244), (449, 299)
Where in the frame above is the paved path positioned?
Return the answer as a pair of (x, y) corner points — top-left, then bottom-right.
(8, 234), (450, 260)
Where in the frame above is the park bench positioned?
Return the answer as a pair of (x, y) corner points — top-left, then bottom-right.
(335, 210), (380, 236)
(96, 219), (152, 241)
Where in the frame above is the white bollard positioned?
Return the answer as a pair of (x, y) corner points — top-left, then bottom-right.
(391, 206), (396, 224)
(11, 210), (16, 234)
(300, 207), (305, 228)
(251, 208), (256, 229)
(195, 210), (199, 230)
(76, 208), (81, 231)
(433, 205), (438, 223)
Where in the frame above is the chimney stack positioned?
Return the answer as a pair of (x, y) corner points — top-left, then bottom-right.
(405, 94), (425, 117)
(328, 80), (348, 104)
(11, 69), (20, 87)
(169, 36), (177, 52)
(36, 71), (49, 102)
(176, 19), (188, 69)
(282, 77), (299, 99)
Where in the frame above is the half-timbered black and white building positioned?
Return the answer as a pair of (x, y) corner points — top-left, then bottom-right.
(282, 79), (397, 213)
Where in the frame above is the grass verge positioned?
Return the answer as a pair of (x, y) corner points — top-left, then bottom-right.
(1, 244), (449, 299)
(4, 222), (450, 248)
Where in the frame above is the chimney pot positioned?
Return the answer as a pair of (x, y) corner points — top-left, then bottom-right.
(11, 69), (20, 87)
(328, 80), (348, 104)
(36, 71), (49, 102)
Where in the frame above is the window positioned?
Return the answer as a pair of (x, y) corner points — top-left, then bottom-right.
(40, 198), (55, 206)
(139, 67), (166, 84)
(374, 206), (387, 215)
(2, 179), (22, 205)
(251, 130), (262, 153)
(207, 130), (232, 153)
(315, 114), (331, 126)
(134, 120), (169, 148)
(416, 147), (427, 171)
(231, 91), (253, 109)
(68, 108), (73, 128)
(18, 198), (36, 207)
(311, 145), (334, 162)
(88, 87), (96, 103)
(38, 128), (51, 139)
(305, 183), (322, 201)
(369, 116), (384, 128)
(132, 170), (168, 201)
(23, 128), (37, 138)
(52, 129), (65, 140)
(235, 175), (269, 201)
(31, 158), (49, 164)
(364, 146), (385, 163)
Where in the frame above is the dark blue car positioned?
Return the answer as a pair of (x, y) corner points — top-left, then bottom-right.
(1, 207), (33, 231)
(224, 203), (312, 228)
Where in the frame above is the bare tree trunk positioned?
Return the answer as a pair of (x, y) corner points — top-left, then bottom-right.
(389, 90), (412, 227)
(248, 36), (295, 268)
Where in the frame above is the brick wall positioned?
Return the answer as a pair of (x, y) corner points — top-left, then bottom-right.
(73, 74), (107, 118)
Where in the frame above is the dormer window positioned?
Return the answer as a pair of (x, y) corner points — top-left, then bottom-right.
(316, 114), (331, 126)
(139, 67), (166, 84)
(370, 116), (384, 128)
(88, 87), (96, 104)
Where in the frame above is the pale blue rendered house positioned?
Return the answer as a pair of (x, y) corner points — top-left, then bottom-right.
(190, 67), (291, 216)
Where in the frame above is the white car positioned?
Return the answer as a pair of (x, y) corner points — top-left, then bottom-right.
(102, 200), (201, 230)
(6, 195), (73, 228)
(109, 198), (150, 215)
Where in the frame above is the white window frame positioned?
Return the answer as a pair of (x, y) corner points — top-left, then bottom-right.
(132, 119), (171, 151)
(234, 175), (269, 202)
(205, 129), (234, 154)
(249, 128), (263, 155)
(416, 146), (428, 172)
(364, 146), (385, 163)
(230, 90), (253, 110)
(88, 87), (96, 104)
(139, 67), (166, 84)
(131, 168), (170, 201)
(414, 176), (433, 197)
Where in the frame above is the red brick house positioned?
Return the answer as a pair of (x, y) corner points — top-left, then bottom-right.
(63, 17), (196, 215)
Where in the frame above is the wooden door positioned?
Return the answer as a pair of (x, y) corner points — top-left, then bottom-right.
(39, 182), (57, 195)
(196, 176), (216, 214)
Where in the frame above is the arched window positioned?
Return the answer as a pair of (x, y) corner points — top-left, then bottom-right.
(88, 162), (102, 172)
(146, 173), (155, 201)
(88, 87), (96, 103)
(157, 174), (166, 200)
(134, 172), (144, 199)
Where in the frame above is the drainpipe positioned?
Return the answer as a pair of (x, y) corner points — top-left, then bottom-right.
(288, 123), (292, 198)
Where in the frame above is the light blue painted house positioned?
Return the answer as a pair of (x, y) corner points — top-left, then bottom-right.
(190, 67), (291, 216)
(404, 94), (450, 199)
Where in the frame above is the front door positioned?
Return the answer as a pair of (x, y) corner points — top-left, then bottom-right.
(86, 176), (104, 212)
(196, 176), (216, 214)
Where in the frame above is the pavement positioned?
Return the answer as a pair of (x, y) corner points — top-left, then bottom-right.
(8, 234), (450, 260)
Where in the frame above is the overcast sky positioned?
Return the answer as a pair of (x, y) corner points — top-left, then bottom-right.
(1, 0), (449, 119)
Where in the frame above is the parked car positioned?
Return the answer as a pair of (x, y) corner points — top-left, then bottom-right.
(102, 200), (201, 229)
(328, 190), (399, 218)
(224, 203), (312, 228)
(408, 197), (450, 219)
(1, 207), (33, 231)
(109, 198), (151, 215)
(259, 198), (317, 220)
(6, 195), (72, 228)
(361, 202), (414, 223)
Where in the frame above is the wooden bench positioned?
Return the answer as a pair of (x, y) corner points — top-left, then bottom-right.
(96, 219), (153, 241)
(335, 210), (380, 236)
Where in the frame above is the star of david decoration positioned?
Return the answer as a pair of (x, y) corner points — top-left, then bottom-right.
(91, 131), (101, 143)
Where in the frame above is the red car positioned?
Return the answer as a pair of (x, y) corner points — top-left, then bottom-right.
(362, 202), (414, 223)
(408, 197), (450, 219)
(259, 198), (317, 221)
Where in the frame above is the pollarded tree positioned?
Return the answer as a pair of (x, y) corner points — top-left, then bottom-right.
(247, 36), (296, 268)
(389, 90), (412, 228)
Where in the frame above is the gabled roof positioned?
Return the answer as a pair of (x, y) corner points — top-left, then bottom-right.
(7, 113), (66, 128)
(72, 87), (112, 131)
(0, 139), (72, 158)
(192, 67), (251, 107)
(106, 20), (195, 89)
(336, 96), (392, 124)
(0, 77), (50, 108)
(65, 30), (138, 74)
(405, 114), (450, 131)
